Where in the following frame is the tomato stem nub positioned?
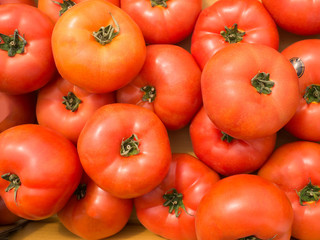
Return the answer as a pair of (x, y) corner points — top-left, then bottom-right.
(251, 72), (274, 95)
(1, 173), (21, 204)
(220, 24), (245, 44)
(297, 179), (320, 206)
(74, 183), (87, 200)
(52, 0), (76, 16)
(92, 13), (120, 45)
(221, 131), (234, 143)
(150, 0), (168, 7)
(163, 188), (192, 217)
(0, 29), (27, 57)
(238, 236), (264, 240)
(141, 85), (156, 103)
(120, 134), (140, 157)
(62, 92), (82, 112)
(303, 84), (320, 104)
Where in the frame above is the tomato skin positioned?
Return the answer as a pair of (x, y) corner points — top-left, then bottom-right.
(77, 103), (172, 199)
(0, 0), (35, 5)
(0, 124), (82, 220)
(134, 153), (220, 240)
(281, 40), (320, 142)
(116, 44), (202, 131)
(262, 0), (320, 35)
(195, 174), (294, 240)
(0, 4), (56, 94)
(36, 75), (115, 144)
(201, 43), (300, 140)
(189, 107), (277, 176)
(0, 92), (36, 133)
(0, 197), (21, 225)
(58, 174), (133, 240)
(191, 0), (279, 70)
(258, 141), (320, 240)
(120, 0), (202, 44)
(52, 0), (146, 94)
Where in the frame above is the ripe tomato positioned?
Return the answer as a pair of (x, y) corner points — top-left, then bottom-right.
(58, 173), (133, 240)
(77, 103), (172, 199)
(36, 75), (115, 144)
(38, 0), (120, 24)
(258, 141), (320, 240)
(191, 0), (279, 70)
(0, 3), (56, 94)
(281, 39), (320, 142)
(134, 153), (220, 240)
(0, 124), (82, 220)
(120, 0), (202, 44)
(0, 196), (21, 225)
(0, 0), (35, 5)
(116, 44), (202, 131)
(52, 0), (146, 94)
(195, 174), (294, 240)
(0, 92), (36, 133)
(262, 0), (320, 35)
(201, 43), (300, 140)
(189, 107), (277, 176)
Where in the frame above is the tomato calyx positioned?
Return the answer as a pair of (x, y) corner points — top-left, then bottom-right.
(303, 84), (320, 104)
(220, 24), (245, 44)
(62, 92), (82, 112)
(74, 183), (87, 200)
(52, 0), (76, 16)
(297, 179), (320, 206)
(221, 131), (234, 143)
(0, 29), (27, 57)
(163, 188), (192, 217)
(92, 13), (120, 46)
(151, 0), (168, 7)
(141, 85), (156, 103)
(251, 72), (274, 95)
(1, 173), (21, 204)
(238, 235), (277, 240)
(120, 134), (140, 157)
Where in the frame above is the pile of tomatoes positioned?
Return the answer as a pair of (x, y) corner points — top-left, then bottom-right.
(1, 0), (320, 239)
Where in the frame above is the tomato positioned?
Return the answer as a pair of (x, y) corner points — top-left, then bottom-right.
(201, 43), (300, 140)
(120, 0), (202, 44)
(189, 107), (277, 176)
(195, 174), (294, 240)
(0, 196), (21, 225)
(116, 44), (202, 131)
(0, 3), (56, 94)
(36, 75), (115, 144)
(191, 0), (279, 70)
(281, 39), (320, 142)
(0, 0), (35, 5)
(0, 124), (82, 220)
(58, 173), (133, 240)
(0, 92), (36, 133)
(77, 103), (172, 199)
(52, 0), (146, 94)
(38, 0), (120, 24)
(258, 141), (320, 240)
(262, 0), (320, 35)
(134, 153), (220, 240)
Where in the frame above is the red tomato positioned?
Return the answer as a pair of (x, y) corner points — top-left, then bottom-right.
(36, 75), (115, 144)
(134, 153), (220, 240)
(58, 174), (133, 240)
(0, 0), (35, 5)
(0, 4), (56, 94)
(258, 141), (320, 240)
(38, 0), (120, 24)
(0, 92), (36, 133)
(262, 0), (320, 35)
(77, 103), (172, 199)
(189, 107), (277, 176)
(201, 43), (300, 140)
(281, 39), (320, 142)
(191, 0), (279, 70)
(0, 124), (82, 220)
(52, 0), (146, 94)
(195, 174), (294, 240)
(0, 196), (21, 225)
(120, 0), (202, 44)
(116, 44), (202, 130)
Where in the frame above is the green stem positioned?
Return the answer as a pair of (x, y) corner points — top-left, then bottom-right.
(251, 72), (274, 95)
(74, 183), (87, 200)
(163, 188), (192, 217)
(303, 84), (320, 104)
(297, 179), (320, 206)
(151, 0), (168, 7)
(62, 92), (82, 112)
(120, 134), (140, 157)
(1, 173), (21, 204)
(239, 235), (277, 240)
(220, 24), (245, 44)
(52, 0), (76, 16)
(0, 29), (27, 57)
(141, 85), (156, 103)
(221, 131), (234, 143)
(92, 13), (120, 45)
